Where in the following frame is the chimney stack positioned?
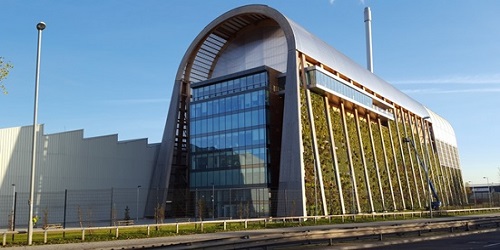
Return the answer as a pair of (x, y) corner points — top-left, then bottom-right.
(364, 7), (373, 73)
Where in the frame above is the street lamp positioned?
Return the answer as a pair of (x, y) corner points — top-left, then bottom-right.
(28, 21), (46, 245)
(483, 177), (492, 207)
(136, 185), (141, 221)
(469, 181), (476, 206)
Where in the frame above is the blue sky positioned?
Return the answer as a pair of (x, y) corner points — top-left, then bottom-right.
(1, 0), (499, 185)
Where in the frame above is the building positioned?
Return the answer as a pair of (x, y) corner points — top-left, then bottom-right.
(0, 5), (468, 227)
(151, 4), (467, 218)
(0, 125), (158, 227)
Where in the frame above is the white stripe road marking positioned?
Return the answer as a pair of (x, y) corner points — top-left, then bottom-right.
(484, 242), (500, 248)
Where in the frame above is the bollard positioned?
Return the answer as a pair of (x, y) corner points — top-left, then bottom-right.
(44, 230), (48, 243)
(3, 233), (7, 246)
(115, 227), (119, 238)
(147, 225), (150, 236)
(81, 229), (85, 241)
(176, 223), (179, 234)
(224, 221), (227, 230)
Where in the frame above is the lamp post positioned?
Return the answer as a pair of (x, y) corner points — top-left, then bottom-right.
(136, 185), (141, 221)
(469, 181), (476, 206)
(483, 177), (492, 207)
(28, 21), (46, 245)
(11, 184), (15, 231)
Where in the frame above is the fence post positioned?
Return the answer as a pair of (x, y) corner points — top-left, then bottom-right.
(63, 189), (67, 233)
(3, 233), (6, 246)
(110, 188), (114, 226)
(44, 230), (48, 243)
(115, 227), (119, 238)
(81, 229), (85, 241)
(147, 225), (150, 236)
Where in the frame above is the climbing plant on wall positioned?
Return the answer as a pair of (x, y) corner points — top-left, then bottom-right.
(300, 89), (317, 216)
(310, 92), (341, 215)
(331, 106), (354, 214)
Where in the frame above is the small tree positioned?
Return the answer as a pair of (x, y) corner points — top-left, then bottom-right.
(124, 206), (131, 220)
(197, 198), (205, 221)
(42, 206), (49, 230)
(77, 205), (83, 228)
(0, 57), (13, 94)
(498, 167), (500, 183)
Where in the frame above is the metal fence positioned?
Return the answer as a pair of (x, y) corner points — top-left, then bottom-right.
(0, 188), (144, 229)
(2, 187), (498, 230)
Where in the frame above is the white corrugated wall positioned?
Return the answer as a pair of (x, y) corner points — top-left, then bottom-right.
(0, 125), (159, 227)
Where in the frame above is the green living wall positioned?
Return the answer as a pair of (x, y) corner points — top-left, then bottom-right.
(310, 92), (342, 215)
(300, 89), (321, 216)
(330, 105), (354, 214)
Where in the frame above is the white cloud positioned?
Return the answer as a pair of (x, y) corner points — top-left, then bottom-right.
(104, 98), (168, 105)
(329, 0), (335, 5)
(401, 87), (500, 95)
(392, 74), (500, 85)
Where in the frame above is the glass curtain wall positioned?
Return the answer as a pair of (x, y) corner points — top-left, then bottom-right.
(189, 70), (271, 218)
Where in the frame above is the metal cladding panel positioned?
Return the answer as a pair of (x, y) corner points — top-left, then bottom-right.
(0, 125), (158, 194)
(0, 125), (36, 193)
(286, 17), (429, 118)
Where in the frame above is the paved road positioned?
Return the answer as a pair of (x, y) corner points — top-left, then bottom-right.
(367, 229), (500, 250)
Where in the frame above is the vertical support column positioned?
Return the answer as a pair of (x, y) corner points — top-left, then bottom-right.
(378, 118), (396, 211)
(300, 54), (327, 216)
(409, 115), (427, 206)
(388, 121), (405, 210)
(341, 102), (360, 213)
(438, 154), (454, 205)
(367, 114), (385, 211)
(422, 120), (443, 206)
(457, 169), (469, 205)
(448, 144), (467, 205)
(394, 109), (413, 209)
(324, 97), (346, 215)
(354, 109), (374, 213)
(443, 165), (455, 205)
(402, 112), (422, 208)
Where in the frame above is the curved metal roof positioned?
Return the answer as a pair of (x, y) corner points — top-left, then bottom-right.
(424, 107), (458, 147)
(286, 17), (429, 117)
(177, 4), (457, 146)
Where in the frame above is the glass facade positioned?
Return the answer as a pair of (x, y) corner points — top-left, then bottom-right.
(189, 70), (273, 218)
